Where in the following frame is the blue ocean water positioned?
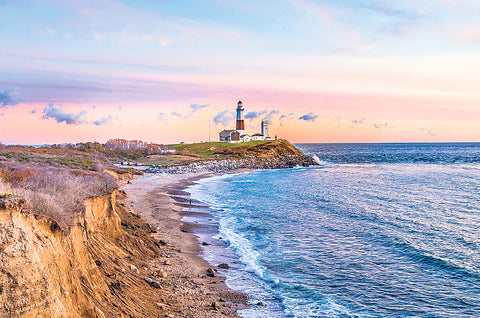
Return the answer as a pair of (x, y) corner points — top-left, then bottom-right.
(186, 143), (480, 317)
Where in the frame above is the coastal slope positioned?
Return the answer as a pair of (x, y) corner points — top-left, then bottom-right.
(0, 191), (163, 317)
(0, 140), (312, 317)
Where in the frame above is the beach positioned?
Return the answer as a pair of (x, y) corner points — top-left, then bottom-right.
(123, 171), (249, 317)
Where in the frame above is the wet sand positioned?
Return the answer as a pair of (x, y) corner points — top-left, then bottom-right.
(123, 171), (250, 317)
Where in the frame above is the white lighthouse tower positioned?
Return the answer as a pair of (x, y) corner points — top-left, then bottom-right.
(236, 100), (245, 132)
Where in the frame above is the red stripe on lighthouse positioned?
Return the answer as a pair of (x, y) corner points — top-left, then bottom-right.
(236, 120), (245, 131)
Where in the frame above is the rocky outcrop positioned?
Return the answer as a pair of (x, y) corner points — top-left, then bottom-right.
(0, 192), (161, 317)
(145, 154), (315, 174)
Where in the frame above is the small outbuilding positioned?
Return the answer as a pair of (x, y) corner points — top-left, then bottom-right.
(240, 134), (251, 142)
(251, 133), (264, 141)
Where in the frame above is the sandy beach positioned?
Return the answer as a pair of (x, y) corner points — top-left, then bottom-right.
(123, 171), (249, 317)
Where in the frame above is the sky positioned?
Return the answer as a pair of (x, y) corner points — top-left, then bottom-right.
(1, 0), (480, 144)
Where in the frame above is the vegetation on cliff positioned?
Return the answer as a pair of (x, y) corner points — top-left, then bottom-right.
(0, 144), (131, 230)
(173, 139), (304, 159)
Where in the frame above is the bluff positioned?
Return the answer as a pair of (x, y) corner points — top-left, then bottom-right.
(0, 191), (164, 317)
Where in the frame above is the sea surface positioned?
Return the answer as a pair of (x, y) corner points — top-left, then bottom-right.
(185, 143), (480, 317)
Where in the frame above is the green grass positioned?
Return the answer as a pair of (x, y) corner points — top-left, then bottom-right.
(172, 141), (271, 158)
(0, 146), (111, 171)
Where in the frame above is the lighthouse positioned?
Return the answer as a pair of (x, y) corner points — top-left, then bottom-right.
(236, 100), (245, 132)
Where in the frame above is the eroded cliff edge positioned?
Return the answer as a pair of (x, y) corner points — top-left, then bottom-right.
(0, 191), (164, 317)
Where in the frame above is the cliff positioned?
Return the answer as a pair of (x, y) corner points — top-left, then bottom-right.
(0, 191), (163, 317)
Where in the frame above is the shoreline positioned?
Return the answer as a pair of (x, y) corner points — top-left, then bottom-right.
(123, 169), (253, 317)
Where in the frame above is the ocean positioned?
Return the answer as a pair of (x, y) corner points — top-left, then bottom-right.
(184, 143), (480, 317)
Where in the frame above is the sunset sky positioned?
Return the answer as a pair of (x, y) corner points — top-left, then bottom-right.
(1, 0), (480, 144)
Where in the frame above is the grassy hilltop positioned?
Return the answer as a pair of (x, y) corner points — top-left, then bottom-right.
(129, 139), (306, 167)
(173, 139), (304, 159)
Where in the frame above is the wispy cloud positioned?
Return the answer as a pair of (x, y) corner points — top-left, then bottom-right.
(158, 112), (167, 121)
(299, 112), (318, 122)
(243, 109), (279, 123)
(351, 118), (365, 125)
(279, 113), (294, 121)
(263, 110), (279, 124)
(245, 110), (267, 120)
(92, 115), (112, 126)
(373, 122), (389, 129)
(42, 103), (88, 125)
(41, 103), (111, 125)
(167, 103), (210, 120)
(213, 109), (235, 126)
(279, 112), (295, 126)
(0, 89), (21, 108)
(171, 111), (184, 118)
(190, 102), (210, 113)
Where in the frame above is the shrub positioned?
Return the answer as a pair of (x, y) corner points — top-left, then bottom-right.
(0, 163), (118, 229)
(0, 179), (13, 197)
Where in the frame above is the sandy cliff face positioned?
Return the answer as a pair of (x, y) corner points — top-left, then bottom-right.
(0, 192), (161, 318)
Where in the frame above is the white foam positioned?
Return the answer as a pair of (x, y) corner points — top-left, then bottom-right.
(218, 216), (279, 283)
(312, 154), (322, 165)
